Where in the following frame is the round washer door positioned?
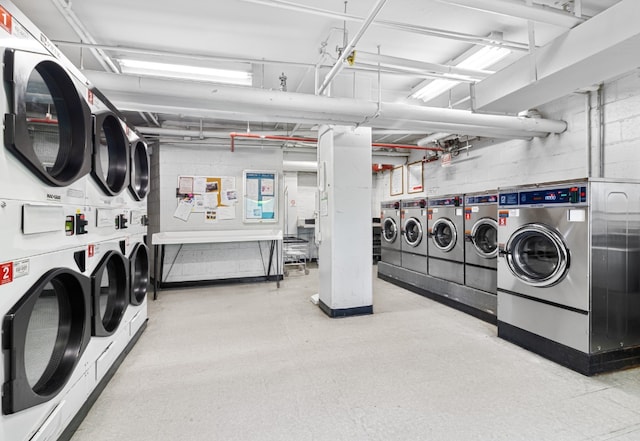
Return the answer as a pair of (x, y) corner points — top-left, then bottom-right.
(92, 112), (129, 196)
(471, 218), (498, 258)
(91, 250), (129, 336)
(129, 242), (149, 306)
(382, 218), (398, 243)
(3, 49), (91, 186)
(431, 218), (457, 252)
(129, 140), (150, 201)
(505, 223), (570, 287)
(404, 218), (423, 247)
(2, 268), (91, 414)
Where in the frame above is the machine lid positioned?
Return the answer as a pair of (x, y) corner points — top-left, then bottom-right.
(129, 140), (150, 201)
(403, 217), (423, 247)
(382, 218), (398, 243)
(92, 111), (129, 196)
(91, 250), (129, 337)
(504, 223), (570, 287)
(130, 242), (149, 306)
(2, 268), (91, 414)
(431, 218), (457, 252)
(471, 218), (498, 259)
(3, 49), (92, 187)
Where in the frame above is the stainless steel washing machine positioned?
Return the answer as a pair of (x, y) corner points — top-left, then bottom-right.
(497, 179), (640, 375)
(400, 198), (427, 274)
(380, 200), (402, 267)
(427, 194), (464, 284)
(464, 192), (498, 293)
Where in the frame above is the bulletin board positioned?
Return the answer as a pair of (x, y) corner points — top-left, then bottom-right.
(174, 175), (238, 223)
(243, 170), (278, 223)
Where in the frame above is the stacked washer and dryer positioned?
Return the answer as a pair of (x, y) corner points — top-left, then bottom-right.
(0, 4), (150, 441)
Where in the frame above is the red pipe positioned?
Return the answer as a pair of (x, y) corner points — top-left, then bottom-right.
(229, 132), (444, 152)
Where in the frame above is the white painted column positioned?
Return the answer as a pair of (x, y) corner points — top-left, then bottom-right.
(283, 171), (298, 237)
(317, 125), (373, 317)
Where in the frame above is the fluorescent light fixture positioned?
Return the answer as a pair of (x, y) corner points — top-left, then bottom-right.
(411, 46), (511, 103)
(118, 59), (252, 86)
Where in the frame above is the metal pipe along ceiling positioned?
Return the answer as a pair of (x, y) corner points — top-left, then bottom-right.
(84, 70), (567, 139)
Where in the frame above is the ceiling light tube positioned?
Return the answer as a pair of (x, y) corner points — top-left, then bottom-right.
(117, 59), (252, 86)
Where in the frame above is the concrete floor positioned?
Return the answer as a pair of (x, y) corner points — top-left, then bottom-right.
(71, 266), (640, 441)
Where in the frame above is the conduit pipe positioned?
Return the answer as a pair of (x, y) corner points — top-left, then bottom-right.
(240, 0), (529, 51)
(229, 132), (445, 153)
(435, 0), (585, 28)
(317, 0), (387, 95)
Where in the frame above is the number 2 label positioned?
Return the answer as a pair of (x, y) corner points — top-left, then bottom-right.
(0, 262), (13, 285)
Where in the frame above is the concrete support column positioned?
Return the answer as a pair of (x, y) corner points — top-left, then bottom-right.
(316, 125), (373, 317)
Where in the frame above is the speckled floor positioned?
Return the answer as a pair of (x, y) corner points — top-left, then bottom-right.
(71, 265), (640, 441)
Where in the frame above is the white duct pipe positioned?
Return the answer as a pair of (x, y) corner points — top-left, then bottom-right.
(84, 71), (566, 137)
(283, 160), (318, 172)
(436, 0), (585, 28)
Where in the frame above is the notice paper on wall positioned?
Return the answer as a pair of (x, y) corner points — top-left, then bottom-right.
(174, 199), (194, 221)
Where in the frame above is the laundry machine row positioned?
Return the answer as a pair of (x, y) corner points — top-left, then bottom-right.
(378, 192), (499, 322)
(497, 179), (640, 375)
(0, 3), (149, 440)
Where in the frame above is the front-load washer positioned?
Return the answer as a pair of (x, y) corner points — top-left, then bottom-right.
(400, 198), (427, 274)
(497, 179), (640, 375)
(89, 110), (130, 199)
(0, 46), (92, 205)
(0, 246), (92, 441)
(380, 200), (402, 267)
(463, 191), (498, 293)
(427, 194), (464, 284)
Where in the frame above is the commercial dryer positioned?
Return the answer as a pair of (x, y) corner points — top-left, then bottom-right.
(427, 194), (464, 284)
(400, 198), (427, 274)
(497, 179), (640, 375)
(380, 200), (402, 267)
(463, 192), (498, 293)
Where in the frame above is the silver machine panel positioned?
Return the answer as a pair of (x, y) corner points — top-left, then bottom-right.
(427, 194), (464, 284)
(380, 200), (402, 267)
(400, 198), (428, 274)
(497, 179), (640, 371)
(463, 192), (498, 294)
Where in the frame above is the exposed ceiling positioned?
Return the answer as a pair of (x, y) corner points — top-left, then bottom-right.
(10, 0), (631, 149)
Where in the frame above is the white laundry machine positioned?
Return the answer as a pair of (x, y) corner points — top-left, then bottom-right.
(0, 43), (92, 205)
(380, 200), (402, 267)
(427, 194), (464, 284)
(0, 246), (92, 441)
(463, 191), (498, 293)
(497, 179), (640, 375)
(400, 198), (427, 274)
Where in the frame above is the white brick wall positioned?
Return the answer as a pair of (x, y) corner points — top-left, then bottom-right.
(373, 70), (640, 207)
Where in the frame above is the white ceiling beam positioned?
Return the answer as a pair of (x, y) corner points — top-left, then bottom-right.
(435, 0), (585, 28)
(475, 0), (640, 113)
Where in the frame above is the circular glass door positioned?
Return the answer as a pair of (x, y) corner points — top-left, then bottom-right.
(130, 242), (149, 306)
(91, 250), (129, 336)
(92, 112), (129, 196)
(471, 218), (498, 258)
(431, 218), (457, 252)
(404, 218), (423, 247)
(382, 218), (398, 243)
(130, 140), (150, 201)
(3, 268), (90, 414)
(505, 223), (570, 287)
(5, 49), (91, 186)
